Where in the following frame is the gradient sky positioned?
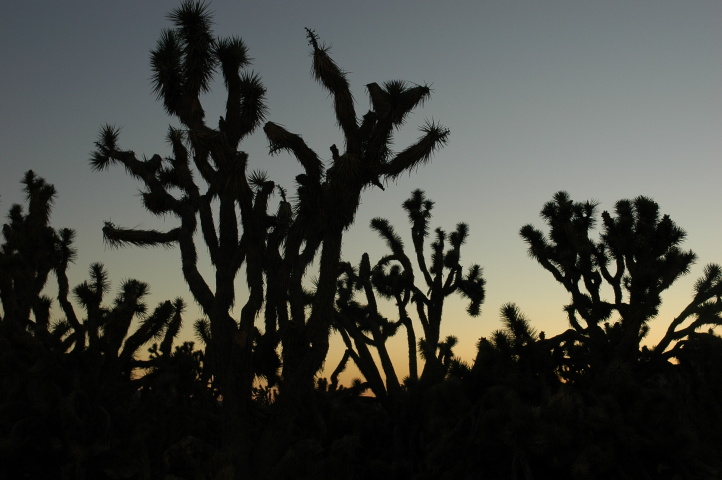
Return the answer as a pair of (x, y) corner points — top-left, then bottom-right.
(2, 1), (721, 379)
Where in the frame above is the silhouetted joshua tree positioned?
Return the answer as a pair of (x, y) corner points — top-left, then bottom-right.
(518, 191), (722, 382)
(265, 32), (450, 407)
(0, 171), (191, 478)
(0, 171), (185, 373)
(335, 189), (485, 401)
(90, 3), (274, 471)
(55, 262), (186, 380)
(90, 1), (449, 475)
(0, 171), (67, 338)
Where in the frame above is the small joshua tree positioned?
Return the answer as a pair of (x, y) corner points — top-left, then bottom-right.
(0, 171), (65, 336)
(335, 189), (486, 401)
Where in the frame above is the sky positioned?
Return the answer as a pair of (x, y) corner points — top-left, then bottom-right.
(1, 0), (721, 380)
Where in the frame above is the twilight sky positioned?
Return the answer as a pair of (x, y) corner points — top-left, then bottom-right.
(2, 1), (721, 377)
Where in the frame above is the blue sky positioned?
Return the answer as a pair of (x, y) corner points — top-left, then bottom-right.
(2, 1), (721, 376)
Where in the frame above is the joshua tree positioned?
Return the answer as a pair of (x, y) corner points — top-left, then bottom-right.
(264, 33), (451, 406)
(90, 3), (274, 471)
(335, 189), (485, 401)
(0, 171), (66, 337)
(519, 191), (722, 381)
(55, 262), (186, 378)
(0, 171), (184, 371)
(91, 1), (450, 474)
(0, 172), (189, 478)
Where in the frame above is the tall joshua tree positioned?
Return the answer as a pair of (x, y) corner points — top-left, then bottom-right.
(335, 189), (485, 401)
(265, 34), (450, 405)
(91, 1), (449, 472)
(260, 34), (449, 471)
(518, 191), (722, 381)
(91, 3), (272, 470)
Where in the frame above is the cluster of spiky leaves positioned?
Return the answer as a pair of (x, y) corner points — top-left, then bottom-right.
(264, 31), (449, 233)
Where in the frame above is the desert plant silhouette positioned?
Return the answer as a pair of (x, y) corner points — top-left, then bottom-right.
(335, 189), (485, 404)
(0, 172), (202, 478)
(517, 191), (722, 384)
(90, 1), (450, 476)
(3, 2), (716, 478)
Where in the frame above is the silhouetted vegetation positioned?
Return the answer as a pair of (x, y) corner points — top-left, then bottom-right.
(90, 1), (448, 474)
(3, 2), (722, 479)
(0, 171), (215, 479)
(335, 189), (485, 404)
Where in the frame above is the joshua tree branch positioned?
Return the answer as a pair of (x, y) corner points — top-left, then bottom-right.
(383, 122), (449, 180)
(306, 28), (358, 154)
(102, 223), (181, 248)
(263, 122), (324, 182)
